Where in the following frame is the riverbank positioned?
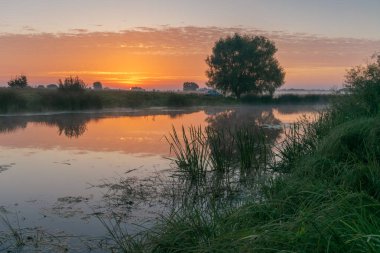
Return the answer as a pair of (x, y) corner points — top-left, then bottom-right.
(123, 69), (380, 251)
(0, 88), (334, 113)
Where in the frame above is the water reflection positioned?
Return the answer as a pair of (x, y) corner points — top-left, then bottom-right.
(0, 105), (319, 137)
(0, 106), (321, 156)
(0, 117), (27, 133)
(206, 106), (282, 143)
(0, 109), (201, 138)
(0, 114), (93, 138)
(0, 105), (323, 251)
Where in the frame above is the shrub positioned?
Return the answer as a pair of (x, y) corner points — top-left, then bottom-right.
(343, 54), (380, 115)
(7, 75), (28, 88)
(58, 76), (87, 92)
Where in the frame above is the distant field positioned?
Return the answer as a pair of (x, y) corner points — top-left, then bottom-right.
(0, 88), (336, 113)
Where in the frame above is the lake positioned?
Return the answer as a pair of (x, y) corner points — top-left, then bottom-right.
(0, 105), (324, 251)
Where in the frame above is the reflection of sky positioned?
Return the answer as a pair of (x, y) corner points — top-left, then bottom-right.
(0, 111), (208, 155)
(0, 106), (320, 241)
(0, 106), (320, 154)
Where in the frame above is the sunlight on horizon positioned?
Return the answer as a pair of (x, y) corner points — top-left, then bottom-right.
(0, 27), (378, 89)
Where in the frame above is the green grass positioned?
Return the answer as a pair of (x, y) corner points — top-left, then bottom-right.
(116, 59), (380, 252)
(146, 112), (380, 252)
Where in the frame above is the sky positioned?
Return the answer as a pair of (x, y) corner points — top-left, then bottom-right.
(0, 0), (379, 89)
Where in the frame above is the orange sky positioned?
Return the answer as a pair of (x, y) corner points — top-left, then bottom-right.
(1, 27), (379, 89)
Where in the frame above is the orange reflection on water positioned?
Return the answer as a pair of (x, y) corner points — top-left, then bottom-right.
(272, 107), (321, 124)
(0, 111), (209, 156)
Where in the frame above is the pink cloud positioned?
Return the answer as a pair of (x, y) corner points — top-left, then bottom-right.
(0, 26), (379, 88)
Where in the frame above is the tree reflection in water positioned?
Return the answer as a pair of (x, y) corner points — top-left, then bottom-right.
(80, 107), (285, 225)
(38, 115), (91, 138)
(0, 114), (93, 138)
(156, 106), (287, 221)
(0, 108), (201, 139)
(0, 117), (28, 133)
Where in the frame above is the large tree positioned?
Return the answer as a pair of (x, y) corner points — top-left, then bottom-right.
(206, 34), (285, 98)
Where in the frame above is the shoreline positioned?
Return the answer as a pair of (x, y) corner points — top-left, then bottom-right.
(0, 88), (336, 114)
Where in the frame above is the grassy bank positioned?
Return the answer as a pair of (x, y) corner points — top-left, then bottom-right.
(0, 88), (334, 113)
(117, 60), (380, 252)
(0, 88), (234, 113)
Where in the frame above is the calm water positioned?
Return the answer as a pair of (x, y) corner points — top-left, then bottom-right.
(0, 105), (324, 250)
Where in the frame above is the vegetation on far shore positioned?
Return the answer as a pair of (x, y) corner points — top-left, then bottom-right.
(0, 87), (334, 114)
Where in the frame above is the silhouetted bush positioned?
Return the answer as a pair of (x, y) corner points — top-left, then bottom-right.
(183, 82), (199, 91)
(7, 75), (28, 88)
(343, 54), (380, 115)
(58, 76), (87, 92)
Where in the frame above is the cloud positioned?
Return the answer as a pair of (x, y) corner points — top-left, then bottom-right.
(22, 26), (37, 32)
(69, 28), (89, 33)
(0, 26), (379, 88)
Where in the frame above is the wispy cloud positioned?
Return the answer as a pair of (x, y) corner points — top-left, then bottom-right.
(0, 26), (379, 88)
(22, 26), (37, 32)
(69, 28), (89, 33)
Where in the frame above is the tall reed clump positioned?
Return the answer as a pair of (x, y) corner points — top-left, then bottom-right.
(0, 89), (27, 113)
(165, 124), (273, 185)
(38, 90), (103, 110)
(136, 55), (380, 253)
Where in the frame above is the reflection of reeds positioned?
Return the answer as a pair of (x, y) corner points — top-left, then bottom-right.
(163, 124), (275, 215)
(166, 125), (273, 181)
(166, 126), (210, 181)
(0, 214), (71, 252)
(0, 214), (25, 247)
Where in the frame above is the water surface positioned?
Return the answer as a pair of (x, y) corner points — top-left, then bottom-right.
(0, 105), (324, 250)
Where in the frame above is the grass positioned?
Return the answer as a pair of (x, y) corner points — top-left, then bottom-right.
(106, 59), (380, 252)
(0, 88), (333, 113)
(0, 214), (71, 252)
(0, 65), (374, 251)
(0, 88), (235, 113)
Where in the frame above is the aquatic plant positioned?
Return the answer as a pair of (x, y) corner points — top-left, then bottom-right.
(138, 56), (380, 253)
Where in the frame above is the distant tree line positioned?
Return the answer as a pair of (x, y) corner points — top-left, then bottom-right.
(6, 75), (103, 91)
(6, 33), (285, 98)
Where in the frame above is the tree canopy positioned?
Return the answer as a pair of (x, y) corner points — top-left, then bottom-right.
(206, 34), (285, 98)
(344, 54), (380, 114)
(93, 81), (103, 90)
(8, 75), (28, 88)
(183, 82), (199, 91)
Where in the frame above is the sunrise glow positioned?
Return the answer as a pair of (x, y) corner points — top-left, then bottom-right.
(1, 1), (379, 89)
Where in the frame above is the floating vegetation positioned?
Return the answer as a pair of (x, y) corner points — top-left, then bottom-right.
(0, 163), (14, 174)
